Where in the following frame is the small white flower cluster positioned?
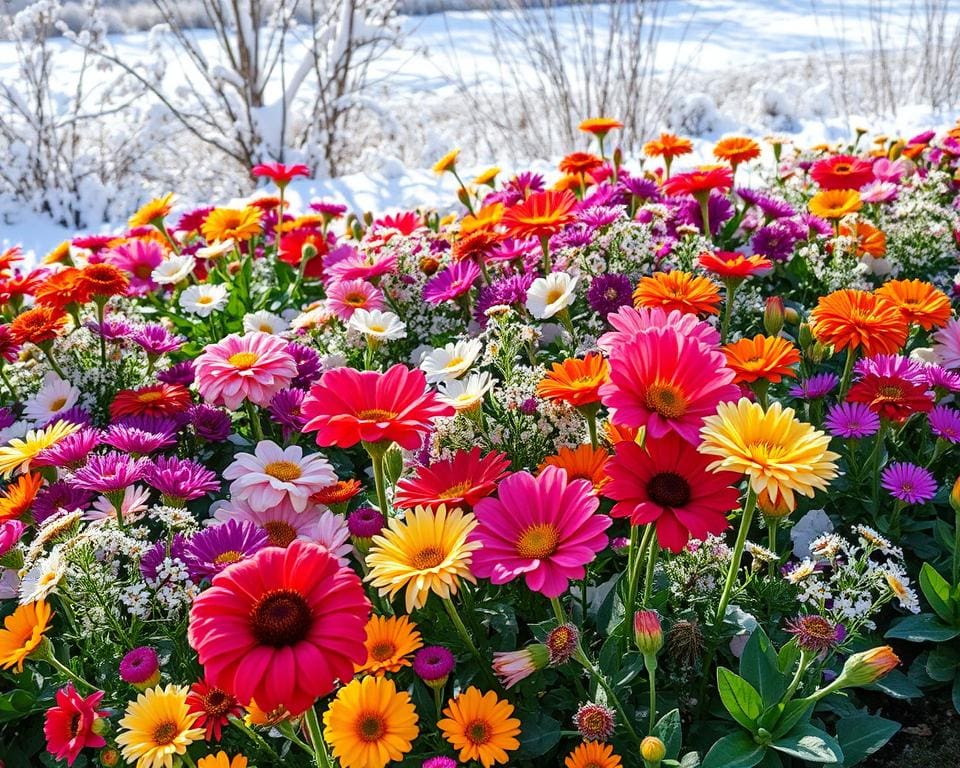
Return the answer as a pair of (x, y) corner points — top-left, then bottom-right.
(664, 535), (733, 609)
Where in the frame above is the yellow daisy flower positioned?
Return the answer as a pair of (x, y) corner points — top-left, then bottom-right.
(197, 753), (248, 768)
(355, 614), (424, 676)
(201, 207), (262, 243)
(0, 420), (80, 477)
(0, 600), (51, 672)
(128, 193), (175, 228)
(432, 148), (460, 174)
(116, 684), (205, 768)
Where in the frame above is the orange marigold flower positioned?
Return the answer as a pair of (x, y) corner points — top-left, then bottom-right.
(808, 189), (862, 219)
(128, 193), (175, 228)
(699, 251), (773, 280)
(0, 472), (43, 521)
(9, 306), (69, 346)
(201, 207), (262, 243)
(559, 152), (604, 177)
(34, 268), (89, 309)
(810, 289), (908, 356)
(840, 220), (886, 257)
(722, 335), (801, 384)
(633, 270), (722, 316)
(539, 444), (611, 492)
(579, 117), (624, 137)
(713, 136), (761, 167)
(110, 383), (193, 420)
(76, 263), (129, 299)
(501, 189), (577, 240)
(661, 165), (734, 198)
(454, 231), (500, 263)
(311, 479), (363, 506)
(460, 203), (504, 236)
(643, 132), (693, 160)
(537, 353), (610, 408)
(875, 279), (953, 330)
(433, 149), (460, 174)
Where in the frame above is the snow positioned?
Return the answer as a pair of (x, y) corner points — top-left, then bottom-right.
(1, 0), (959, 260)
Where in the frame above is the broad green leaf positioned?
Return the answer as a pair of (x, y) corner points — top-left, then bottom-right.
(920, 562), (956, 625)
(777, 638), (800, 675)
(515, 711), (561, 757)
(926, 644), (960, 682)
(718, 667), (763, 731)
(653, 708), (682, 759)
(771, 724), (843, 763)
(700, 731), (767, 768)
(771, 700), (813, 739)
(866, 669), (922, 699)
(885, 613), (960, 642)
(833, 714), (899, 766)
(739, 628), (787, 705)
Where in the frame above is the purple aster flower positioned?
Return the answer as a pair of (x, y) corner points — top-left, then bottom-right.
(132, 323), (185, 356)
(619, 175), (659, 201)
(737, 188), (796, 219)
(751, 219), (806, 262)
(0, 408), (15, 431)
(34, 427), (101, 469)
(423, 260), (481, 305)
(520, 397), (539, 415)
(854, 354), (927, 385)
(101, 423), (176, 455)
(114, 414), (179, 434)
(550, 225), (594, 249)
(924, 363), (960, 392)
(188, 404), (232, 442)
(139, 534), (188, 581)
(506, 172), (545, 199)
(32, 482), (94, 525)
(785, 615), (846, 653)
(674, 191), (733, 236)
(42, 406), (91, 429)
(825, 402), (881, 438)
(423, 759), (457, 768)
(119, 646), (160, 686)
(800, 213), (833, 238)
(881, 462), (937, 504)
(144, 455), (219, 504)
(474, 273), (534, 325)
(72, 452), (148, 494)
(413, 646), (455, 684)
(788, 373), (840, 399)
(184, 519), (269, 582)
(268, 388), (307, 436)
(86, 317), (134, 341)
(157, 360), (195, 386)
(347, 506), (386, 539)
(578, 183), (626, 209)
(577, 205), (623, 229)
(587, 273), (633, 317)
(929, 404), (960, 443)
(286, 342), (321, 388)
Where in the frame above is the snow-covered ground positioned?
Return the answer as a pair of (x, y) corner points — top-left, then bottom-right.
(1, 0), (958, 258)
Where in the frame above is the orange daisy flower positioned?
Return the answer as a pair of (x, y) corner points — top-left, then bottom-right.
(559, 152), (604, 177)
(604, 422), (641, 445)
(311, 478), (363, 507)
(76, 263), (129, 299)
(633, 270), (722, 316)
(722, 335), (801, 384)
(552, 174), (583, 193)
(875, 279), (953, 330)
(0, 473), (43, 521)
(578, 117), (624, 137)
(539, 444), (610, 492)
(35, 268), (92, 309)
(454, 231), (500, 263)
(840, 220), (886, 257)
(501, 190), (577, 240)
(808, 189), (862, 219)
(536, 353), (610, 408)
(699, 251), (773, 280)
(810, 289), (908, 356)
(9, 306), (69, 347)
(643, 133), (693, 160)
(42, 242), (71, 266)
(110, 383), (193, 420)
(460, 203), (504, 236)
(355, 614), (423, 676)
(713, 136), (761, 167)
(128, 193), (175, 228)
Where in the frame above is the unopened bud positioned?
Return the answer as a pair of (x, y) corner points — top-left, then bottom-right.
(633, 610), (663, 657)
(100, 747), (120, 767)
(763, 297), (785, 336)
(835, 646), (899, 689)
(797, 322), (814, 350)
(783, 306), (800, 325)
(91, 717), (110, 736)
(641, 735), (666, 765)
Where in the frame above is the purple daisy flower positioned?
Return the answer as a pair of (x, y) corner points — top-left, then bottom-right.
(347, 506), (386, 539)
(139, 534), (188, 581)
(825, 402), (881, 438)
(924, 364), (960, 392)
(42, 406), (91, 429)
(474, 273), (535, 325)
(132, 323), (185, 356)
(188, 404), (232, 442)
(881, 462), (937, 504)
(488, 237), (538, 264)
(119, 646), (160, 686)
(751, 219), (806, 262)
(788, 373), (840, 399)
(286, 342), (321, 388)
(506, 171), (545, 198)
(0, 407), (15, 431)
(102, 423), (176, 455)
(550, 225), (594, 249)
(674, 191), (733, 236)
(34, 427), (101, 469)
(619, 175), (659, 201)
(423, 260), (481, 305)
(423, 759), (457, 768)
(854, 354), (928, 385)
(184, 519), (269, 582)
(309, 200), (348, 217)
(268, 388), (307, 436)
(577, 205), (623, 229)
(800, 213), (833, 238)
(737, 188), (796, 219)
(412, 646), (455, 684)
(587, 273), (633, 317)
(157, 360), (196, 386)
(144, 456), (219, 504)
(72, 452), (148, 494)
(86, 317), (134, 341)
(929, 404), (960, 443)
(32, 482), (94, 525)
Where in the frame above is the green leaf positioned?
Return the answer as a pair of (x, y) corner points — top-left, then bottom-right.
(771, 700), (813, 739)
(920, 562), (957, 625)
(777, 639), (800, 675)
(757, 751), (783, 768)
(927, 644), (960, 682)
(833, 714), (900, 766)
(739, 628), (787, 705)
(0, 689), (35, 723)
(700, 731), (767, 768)
(516, 711), (561, 757)
(885, 613), (960, 642)
(653, 708), (682, 759)
(771, 724), (844, 763)
(718, 667), (763, 731)
(866, 670), (922, 699)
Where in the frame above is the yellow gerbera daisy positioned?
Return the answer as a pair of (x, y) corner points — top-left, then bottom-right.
(116, 684), (205, 768)
(433, 148), (460, 174)
(201, 207), (263, 243)
(355, 614), (424, 676)
(365, 504), (480, 613)
(699, 398), (840, 510)
(473, 166), (501, 186)
(0, 420), (80, 477)
(438, 686), (521, 768)
(0, 600), (51, 672)
(128, 193), (175, 228)
(42, 241), (71, 265)
(323, 676), (419, 768)
(197, 753), (248, 768)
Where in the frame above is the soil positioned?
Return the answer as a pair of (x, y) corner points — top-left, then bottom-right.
(861, 691), (960, 766)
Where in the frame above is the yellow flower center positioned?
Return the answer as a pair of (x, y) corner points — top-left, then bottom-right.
(369, 640), (397, 662)
(356, 408), (398, 421)
(345, 293), (366, 306)
(138, 391), (164, 403)
(264, 461), (303, 482)
(444, 356), (464, 369)
(50, 397), (67, 411)
(466, 718), (492, 745)
(152, 720), (179, 746)
(197, 296), (214, 305)
(357, 713), (386, 742)
(228, 351), (260, 369)
(644, 382), (688, 419)
(213, 550), (242, 566)
(545, 288), (564, 304)
(410, 546), (446, 570)
(516, 523), (560, 559)
(438, 481), (472, 500)
(264, 520), (297, 547)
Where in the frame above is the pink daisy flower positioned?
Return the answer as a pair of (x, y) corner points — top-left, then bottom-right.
(106, 240), (165, 295)
(597, 305), (720, 355)
(325, 278), (385, 321)
(423, 261), (481, 305)
(933, 318), (960, 369)
(324, 245), (397, 281)
(223, 440), (336, 514)
(470, 466), (611, 597)
(600, 326), (739, 443)
(194, 332), (298, 409)
(211, 498), (332, 548)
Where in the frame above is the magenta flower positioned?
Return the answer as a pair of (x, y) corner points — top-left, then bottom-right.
(881, 462), (937, 504)
(184, 519), (269, 582)
(788, 373), (839, 399)
(34, 428), (101, 469)
(412, 646), (455, 685)
(824, 402), (880, 438)
(119, 646), (160, 686)
(423, 261), (481, 305)
(194, 332), (298, 410)
(132, 323), (185, 356)
(0, 519), (24, 558)
(101, 423), (176, 455)
(71, 452), (148, 494)
(145, 456), (220, 504)
(930, 404), (960, 443)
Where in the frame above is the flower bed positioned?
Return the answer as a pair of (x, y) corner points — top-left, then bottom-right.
(1, 123), (960, 768)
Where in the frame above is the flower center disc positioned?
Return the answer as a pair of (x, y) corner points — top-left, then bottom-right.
(263, 520), (298, 547)
(410, 546), (446, 570)
(228, 351), (259, 369)
(152, 720), (179, 746)
(647, 471), (691, 508)
(249, 588), (312, 647)
(644, 382), (688, 419)
(264, 460), (303, 482)
(516, 523), (560, 559)
(358, 713), (386, 742)
(467, 718), (492, 745)
(213, 550), (242, 566)
(356, 408), (398, 422)
(370, 640), (397, 661)
(438, 481), (472, 500)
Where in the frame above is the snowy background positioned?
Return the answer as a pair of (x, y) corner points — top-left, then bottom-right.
(1, 0), (959, 258)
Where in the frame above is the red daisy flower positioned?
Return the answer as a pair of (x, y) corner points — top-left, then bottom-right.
(698, 251), (773, 280)
(110, 383), (192, 420)
(661, 166), (734, 198)
(186, 678), (243, 741)
(394, 447), (511, 510)
(43, 683), (108, 765)
(809, 154), (874, 190)
(846, 374), (934, 422)
(252, 162), (311, 187)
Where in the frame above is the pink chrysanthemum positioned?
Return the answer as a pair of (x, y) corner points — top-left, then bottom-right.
(106, 240), (165, 295)
(194, 332), (298, 409)
(223, 440), (336, 514)
(600, 327), (738, 443)
(423, 261), (481, 305)
(597, 305), (720, 355)
(325, 278), (386, 321)
(187, 540), (370, 716)
(934, 318), (960, 369)
(470, 466), (611, 597)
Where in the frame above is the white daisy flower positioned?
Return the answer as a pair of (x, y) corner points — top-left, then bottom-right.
(438, 372), (494, 411)
(526, 272), (578, 319)
(152, 254), (197, 285)
(243, 310), (289, 336)
(179, 283), (228, 317)
(348, 308), (406, 341)
(195, 239), (235, 259)
(419, 339), (483, 383)
(23, 375), (80, 425)
(19, 548), (65, 604)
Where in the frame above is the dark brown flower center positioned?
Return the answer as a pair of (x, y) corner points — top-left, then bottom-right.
(152, 720), (179, 746)
(647, 471), (691, 508)
(263, 520), (298, 547)
(467, 719), (492, 745)
(358, 713), (386, 742)
(249, 589), (312, 647)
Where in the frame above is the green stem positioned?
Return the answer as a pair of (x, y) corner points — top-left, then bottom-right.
(443, 597), (484, 667)
(953, 507), (960, 586)
(720, 281), (740, 344)
(550, 595), (567, 625)
(0, 366), (17, 400)
(304, 704), (332, 768)
(230, 716), (283, 763)
(869, 420), (888, 519)
(837, 347), (858, 398)
(451, 169), (476, 215)
(365, 442), (391, 515)
(42, 653), (97, 693)
(582, 404), (599, 449)
(627, 525), (654, 617)
(781, 649), (814, 705)
(95, 298), (107, 371)
(41, 346), (68, 380)
(540, 235), (552, 273)
(714, 487), (758, 626)
(245, 401), (264, 443)
(646, 657), (658, 734)
(278, 720), (315, 754)
(642, 537), (659, 605)
(697, 193), (711, 239)
(768, 519), (779, 579)
(181, 752), (197, 768)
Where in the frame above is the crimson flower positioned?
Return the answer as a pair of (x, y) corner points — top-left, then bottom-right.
(252, 162), (311, 187)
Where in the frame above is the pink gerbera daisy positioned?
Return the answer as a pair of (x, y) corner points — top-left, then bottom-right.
(325, 278), (386, 321)
(106, 240), (166, 295)
(324, 245), (397, 281)
(470, 466), (611, 597)
(223, 440), (337, 514)
(211, 498), (333, 548)
(600, 326), (739, 443)
(597, 305), (720, 355)
(302, 364), (454, 450)
(194, 332), (298, 409)
(602, 432), (741, 552)
(934, 318), (960, 369)
(423, 261), (481, 305)
(187, 540), (370, 716)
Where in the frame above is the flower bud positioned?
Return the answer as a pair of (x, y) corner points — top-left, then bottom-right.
(763, 297), (785, 336)
(641, 735), (666, 765)
(757, 488), (794, 520)
(492, 645), (549, 689)
(545, 623), (579, 665)
(100, 747), (120, 767)
(783, 306), (800, 325)
(797, 322), (814, 351)
(950, 475), (960, 514)
(91, 717), (111, 736)
(835, 646), (899, 689)
(633, 610), (663, 657)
